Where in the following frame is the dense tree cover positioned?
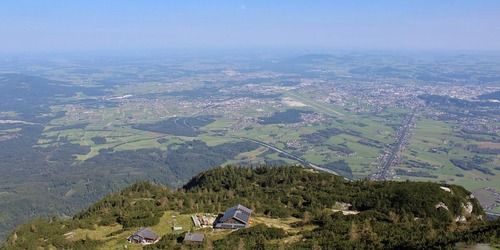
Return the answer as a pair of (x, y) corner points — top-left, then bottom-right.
(165, 140), (260, 181)
(450, 158), (495, 175)
(213, 224), (287, 250)
(418, 94), (500, 117)
(300, 128), (343, 143)
(0, 74), (105, 120)
(395, 169), (438, 178)
(1, 218), (102, 250)
(142, 225), (287, 250)
(0, 133), (259, 240)
(323, 160), (353, 178)
(90, 136), (107, 145)
(357, 138), (384, 148)
(258, 109), (311, 124)
(0, 125), (177, 240)
(2, 166), (498, 250)
(466, 144), (500, 155)
(295, 212), (500, 249)
(327, 144), (355, 155)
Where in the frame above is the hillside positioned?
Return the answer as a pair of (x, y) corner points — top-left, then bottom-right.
(2, 166), (499, 250)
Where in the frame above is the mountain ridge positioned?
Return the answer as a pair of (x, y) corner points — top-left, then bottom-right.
(2, 165), (499, 249)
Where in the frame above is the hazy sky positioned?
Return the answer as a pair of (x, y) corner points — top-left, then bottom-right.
(1, 0), (500, 53)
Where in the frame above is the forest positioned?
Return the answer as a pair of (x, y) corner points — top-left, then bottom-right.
(258, 109), (311, 125)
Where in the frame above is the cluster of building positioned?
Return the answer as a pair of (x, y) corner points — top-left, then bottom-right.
(127, 204), (252, 246)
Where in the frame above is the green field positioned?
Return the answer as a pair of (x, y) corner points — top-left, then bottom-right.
(34, 86), (410, 182)
(397, 117), (500, 205)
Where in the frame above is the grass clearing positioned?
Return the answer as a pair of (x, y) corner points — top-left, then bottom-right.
(67, 224), (124, 241)
(251, 216), (303, 233)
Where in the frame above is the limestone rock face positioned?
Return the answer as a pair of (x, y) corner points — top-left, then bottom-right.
(335, 202), (352, 211)
(435, 202), (449, 211)
(455, 215), (467, 223)
(440, 186), (452, 193)
(462, 202), (473, 216)
(454, 202), (475, 223)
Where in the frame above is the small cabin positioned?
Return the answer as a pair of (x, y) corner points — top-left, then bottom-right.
(127, 228), (160, 245)
(184, 232), (205, 245)
(214, 204), (252, 229)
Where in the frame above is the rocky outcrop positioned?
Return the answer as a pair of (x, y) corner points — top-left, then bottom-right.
(462, 202), (473, 216)
(455, 215), (467, 223)
(435, 202), (449, 210)
(455, 201), (476, 223)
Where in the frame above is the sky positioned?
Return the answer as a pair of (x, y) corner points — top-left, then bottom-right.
(1, 0), (500, 53)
